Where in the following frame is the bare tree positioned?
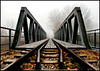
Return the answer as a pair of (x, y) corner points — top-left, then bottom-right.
(48, 9), (63, 32)
(48, 6), (71, 33)
(48, 4), (92, 33)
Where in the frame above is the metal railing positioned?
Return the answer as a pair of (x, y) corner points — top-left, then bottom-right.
(76, 29), (100, 49)
(0, 26), (25, 50)
(1, 26), (99, 50)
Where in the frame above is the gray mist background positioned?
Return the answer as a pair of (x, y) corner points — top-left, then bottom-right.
(1, 1), (99, 38)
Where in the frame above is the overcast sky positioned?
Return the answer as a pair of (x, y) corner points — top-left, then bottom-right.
(1, 1), (99, 38)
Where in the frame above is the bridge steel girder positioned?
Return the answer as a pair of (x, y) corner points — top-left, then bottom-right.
(36, 25), (39, 41)
(57, 31), (58, 39)
(23, 15), (30, 44)
(32, 23), (35, 42)
(10, 7), (46, 49)
(39, 28), (41, 40)
(66, 24), (69, 42)
(29, 20), (33, 42)
(62, 27), (64, 41)
(72, 15), (78, 44)
(60, 27), (62, 41)
(56, 30), (58, 39)
(54, 7), (91, 49)
(61, 27), (63, 41)
(34, 22), (37, 42)
(63, 24), (66, 42)
(67, 20), (73, 43)
(62, 25), (65, 41)
(59, 30), (60, 40)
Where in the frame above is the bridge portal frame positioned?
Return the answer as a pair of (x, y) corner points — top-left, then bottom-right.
(10, 7), (46, 49)
(54, 7), (91, 49)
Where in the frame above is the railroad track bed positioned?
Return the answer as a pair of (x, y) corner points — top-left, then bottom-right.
(70, 49), (99, 70)
(1, 39), (99, 71)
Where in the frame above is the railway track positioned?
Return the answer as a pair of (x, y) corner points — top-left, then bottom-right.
(1, 39), (99, 71)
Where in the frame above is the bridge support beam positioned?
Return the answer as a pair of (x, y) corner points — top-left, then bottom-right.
(54, 7), (91, 49)
(10, 7), (46, 49)
(63, 24), (66, 42)
(32, 23), (35, 42)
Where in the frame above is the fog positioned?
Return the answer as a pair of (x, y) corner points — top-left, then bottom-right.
(1, 1), (99, 38)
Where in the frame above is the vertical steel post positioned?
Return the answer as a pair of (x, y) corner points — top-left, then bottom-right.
(40, 28), (41, 40)
(62, 26), (64, 41)
(9, 29), (11, 49)
(61, 28), (63, 41)
(60, 29), (61, 40)
(59, 30), (60, 40)
(38, 27), (40, 41)
(63, 24), (66, 41)
(35, 24), (37, 41)
(67, 20), (72, 43)
(77, 35), (78, 44)
(66, 25), (69, 42)
(33, 23), (35, 42)
(23, 15), (29, 44)
(37, 25), (39, 41)
(29, 20), (33, 42)
(72, 16), (78, 44)
(94, 32), (96, 48)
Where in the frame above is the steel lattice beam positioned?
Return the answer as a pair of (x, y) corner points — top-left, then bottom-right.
(10, 7), (46, 49)
(54, 7), (91, 49)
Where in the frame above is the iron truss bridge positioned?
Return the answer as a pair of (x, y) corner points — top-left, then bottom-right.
(1, 7), (99, 71)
